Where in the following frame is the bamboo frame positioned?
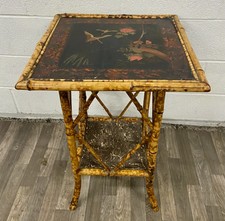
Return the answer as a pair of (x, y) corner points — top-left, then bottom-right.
(15, 14), (211, 213)
(58, 90), (164, 211)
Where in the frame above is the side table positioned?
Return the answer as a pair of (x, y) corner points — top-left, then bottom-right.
(16, 14), (210, 211)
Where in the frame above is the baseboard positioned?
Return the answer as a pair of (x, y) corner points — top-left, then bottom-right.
(0, 113), (224, 127)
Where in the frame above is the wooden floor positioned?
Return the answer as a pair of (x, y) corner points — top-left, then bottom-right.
(0, 119), (225, 221)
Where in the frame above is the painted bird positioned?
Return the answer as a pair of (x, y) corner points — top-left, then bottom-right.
(84, 31), (111, 44)
(96, 29), (117, 35)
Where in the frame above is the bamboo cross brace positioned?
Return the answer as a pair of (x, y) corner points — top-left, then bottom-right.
(95, 94), (113, 118)
(73, 91), (98, 126)
(75, 133), (110, 172)
(111, 138), (147, 174)
(118, 91), (140, 118)
(126, 91), (153, 130)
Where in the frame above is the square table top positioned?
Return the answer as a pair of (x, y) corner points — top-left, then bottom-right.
(15, 14), (210, 92)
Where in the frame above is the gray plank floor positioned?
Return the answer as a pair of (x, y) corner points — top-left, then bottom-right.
(0, 119), (225, 221)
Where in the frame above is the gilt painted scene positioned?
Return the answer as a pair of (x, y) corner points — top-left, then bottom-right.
(33, 17), (195, 81)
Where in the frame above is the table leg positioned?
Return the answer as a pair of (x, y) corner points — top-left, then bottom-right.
(142, 91), (151, 138)
(59, 91), (81, 210)
(146, 90), (166, 211)
(78, 91), (87, 163)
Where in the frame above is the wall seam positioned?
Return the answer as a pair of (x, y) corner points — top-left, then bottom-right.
(10, 89), (20, 114)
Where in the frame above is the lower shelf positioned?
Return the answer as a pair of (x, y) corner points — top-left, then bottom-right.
(79, 119), (148, 173)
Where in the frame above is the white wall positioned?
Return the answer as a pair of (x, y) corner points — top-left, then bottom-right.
(0, 0), (225, 126)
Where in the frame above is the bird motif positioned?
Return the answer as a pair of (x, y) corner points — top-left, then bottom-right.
(96, 29), (117, 35)
(84, 31), (111, 44)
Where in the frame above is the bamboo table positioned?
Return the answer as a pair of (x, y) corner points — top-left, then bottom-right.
(16, 14), (210, 212)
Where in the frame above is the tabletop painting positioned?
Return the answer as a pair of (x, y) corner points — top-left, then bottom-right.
(31, 17), (195, 81)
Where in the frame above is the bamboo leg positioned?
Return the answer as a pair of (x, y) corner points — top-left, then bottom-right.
(146, 90), (165, 212)
(59, 91), (81, 210)
(79, 91), (87, 133)
(78, 91), (87, 163)
(142, 91), (151, 138)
